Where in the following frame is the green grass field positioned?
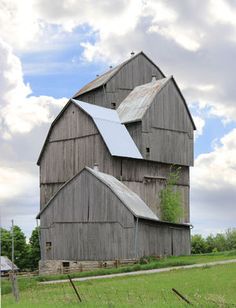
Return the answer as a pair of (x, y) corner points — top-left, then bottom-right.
(2, 262), (236, 307)
(2, 252), (236, 307)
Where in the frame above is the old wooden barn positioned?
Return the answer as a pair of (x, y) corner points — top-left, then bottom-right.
(37, 52), (195, 274)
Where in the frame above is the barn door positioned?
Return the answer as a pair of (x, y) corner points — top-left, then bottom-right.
(46, 241), (52, 259)
(171, 228), (183, 256)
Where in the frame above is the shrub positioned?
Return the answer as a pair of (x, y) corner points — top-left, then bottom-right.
(159, 166), (183, 223)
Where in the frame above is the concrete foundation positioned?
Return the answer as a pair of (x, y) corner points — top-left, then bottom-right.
(39, 259), (136, 275)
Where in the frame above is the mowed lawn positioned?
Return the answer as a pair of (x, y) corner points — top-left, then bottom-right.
(2, 262), (236, 307)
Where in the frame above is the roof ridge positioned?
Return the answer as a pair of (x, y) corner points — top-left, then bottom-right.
(73, 51), (165, 97)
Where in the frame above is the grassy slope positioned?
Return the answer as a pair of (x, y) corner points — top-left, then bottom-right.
(2, 262), (236, 307)
(1, 250), (236, 296)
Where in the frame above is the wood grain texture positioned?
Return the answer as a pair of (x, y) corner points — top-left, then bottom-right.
(40, 169), (190, 261)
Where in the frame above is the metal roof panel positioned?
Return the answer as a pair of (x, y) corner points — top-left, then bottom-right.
(117, 77), (170, 123)
(72, 99), (143, 159)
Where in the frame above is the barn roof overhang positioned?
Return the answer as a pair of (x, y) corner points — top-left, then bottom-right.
(138, 217), (192, 229)
(72, 51), (166, 98)
(37, 99), (143, 165)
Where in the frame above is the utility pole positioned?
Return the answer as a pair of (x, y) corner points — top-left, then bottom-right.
(10, 220), (19, 302)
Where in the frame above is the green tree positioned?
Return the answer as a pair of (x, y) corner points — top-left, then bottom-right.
(0, 226), (29, 270)
(0, 228), (12, 257)
(159, 166), (183, 223)
(28, 227), (41, 270)
(191, 234), (207, 254)
(225, 228), (236, 250)
(12, 225), (29, 269)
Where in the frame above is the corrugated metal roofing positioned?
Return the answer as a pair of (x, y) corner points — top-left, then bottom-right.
(117, 77), (170, 123)
(87, 167), (159, 221)
(0, 256), (18, 272)
(72, 99), (143, 159)
(73, 51), (165, 98)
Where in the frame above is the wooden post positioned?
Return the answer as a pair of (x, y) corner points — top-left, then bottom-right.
(11, 220), (19, 302)
(172, 288), (192, 305)
(68, 275), (82, 302)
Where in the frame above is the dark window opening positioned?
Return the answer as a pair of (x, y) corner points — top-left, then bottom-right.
(46, 242), (52, 249)
(62, 262), (70, 268)
(146, 147), (150, 153)
(111, 102), (116, 109)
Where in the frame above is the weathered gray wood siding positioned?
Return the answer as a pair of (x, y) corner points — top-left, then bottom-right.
(141, 79), (194, 166)
(76, 53), (164, 108)
(40, 169), (135, 260)
(137, 220), (191, 256)
(121, 159), (190, 223)
(39, 103), (121, 209)
(40, 168), (190, 261)
(39, 102), (190, 222)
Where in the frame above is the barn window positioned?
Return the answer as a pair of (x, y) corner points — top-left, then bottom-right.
(46, 242), (52, 250)
(62, 262), (70, 268)
(111, 102), (116, 109)
(146, 147), (150, 153)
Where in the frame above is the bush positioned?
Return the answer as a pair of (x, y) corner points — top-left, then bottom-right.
(159, 166), (183, 223)
(191, 229), (236, 254)
(191, 234), (207, 254)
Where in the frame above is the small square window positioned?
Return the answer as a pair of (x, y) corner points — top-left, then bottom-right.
(62, 262), (70, 268)
(111, 102), (116, 109)
(146, 147), (150, 153)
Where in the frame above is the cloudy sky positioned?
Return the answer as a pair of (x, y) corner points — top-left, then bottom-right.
(0, 0), (236, 238)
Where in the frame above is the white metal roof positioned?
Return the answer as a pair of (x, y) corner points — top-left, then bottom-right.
(87, 167), (159, 221)
(117, 77), (170, 123)
(72, 99), (143, 159)
(0, 256), (18, 272)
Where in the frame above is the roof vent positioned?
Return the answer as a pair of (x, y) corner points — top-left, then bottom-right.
(96, 74), (99, 77)
(93, 163), (99, 171)
(152, 74), (157, 82)
(109, 65), (113, 69)
(131, 51), (135, 57)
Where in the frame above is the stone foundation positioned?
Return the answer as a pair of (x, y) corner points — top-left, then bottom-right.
(39, 259), (137, 275)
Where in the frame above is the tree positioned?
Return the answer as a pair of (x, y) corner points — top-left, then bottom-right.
(159, 166), (183, 223)
(225, 229), (236, 250)
(191, 234), (207, 254)
(12, 225), (29, 269)
(28, 227), (41, 270)
(0, 226), (29, 270)
(0, 228), (12, 257)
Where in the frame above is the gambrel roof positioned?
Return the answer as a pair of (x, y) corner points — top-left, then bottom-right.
(37, 167), (159, 221)
(73, 51), (165, 98)
(117, 76), (196, 129)
(37, 99), (142, 165)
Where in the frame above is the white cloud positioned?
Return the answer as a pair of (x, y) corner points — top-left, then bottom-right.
(0, 0), (40, 49)
(0, 166), (37, 202)
(209, 0), (236, 26)
(193, 128), (236, 189)
(191, 128), (236, 234)
(193, 116), (205, 138)
(0, 38), (67, 138)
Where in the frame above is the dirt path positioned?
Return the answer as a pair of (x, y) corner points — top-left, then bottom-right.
(39, 258), (236, 285)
